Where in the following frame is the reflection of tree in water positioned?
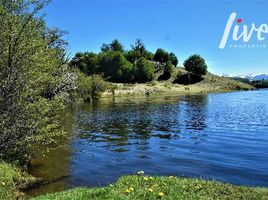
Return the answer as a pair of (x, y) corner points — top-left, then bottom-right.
(76, 102), (153, 152)
(75, 99), (184, 154)
(180, 94), (208, 131)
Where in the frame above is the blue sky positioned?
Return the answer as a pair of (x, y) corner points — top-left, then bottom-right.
(44, 0), (268, 75)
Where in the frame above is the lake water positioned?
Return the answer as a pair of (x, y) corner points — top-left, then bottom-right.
(29, 89), (268, 196)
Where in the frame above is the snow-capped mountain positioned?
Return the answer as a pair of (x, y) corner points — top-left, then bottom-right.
(220, 73), (268, 81)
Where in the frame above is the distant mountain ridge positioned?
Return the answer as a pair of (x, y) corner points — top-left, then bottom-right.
(221, 73), (268, 81)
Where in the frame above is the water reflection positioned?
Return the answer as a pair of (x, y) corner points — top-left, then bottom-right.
(29, 91), (268, 196)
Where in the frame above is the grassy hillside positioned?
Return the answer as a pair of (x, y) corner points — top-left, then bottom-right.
(32, 175), (268, 200)
(102, 67), (255, 97)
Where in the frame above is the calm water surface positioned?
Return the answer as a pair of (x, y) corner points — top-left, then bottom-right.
(29, 90), (268, 196)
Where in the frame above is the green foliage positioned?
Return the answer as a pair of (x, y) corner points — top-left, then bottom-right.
(75, 70), (93, 102)
(125, 39), (153, 63)
(90, 75), (110, 100)
(70, 52), (98, 75)
(98, 51), (134, 82)
(163, 61), (174, 79)
(176, 71), (183, 78)
(124, 50), (139, 63)
(0, 0), (75, 164)
(33, 175), (268, 200)
(75, 71), (110, 102)
(134, 58), (155, 83)
(101, 39), (124, 53)
(184, 54), (207, 75)
(169, 52), (178, 66)
(0, 162), (21, 200)
(173, 73), (204, 85)
(154, 48), (170, 64)
(252, 80), (268, 88)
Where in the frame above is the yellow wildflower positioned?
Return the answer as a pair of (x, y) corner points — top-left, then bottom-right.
(125, 189), (130, 193)
(143, 177), (149, 181)
(158, 192), (165, 198)
(1, 182), (5, 186)
(148, 188), (153, 192)
(129, 187), (134, 191)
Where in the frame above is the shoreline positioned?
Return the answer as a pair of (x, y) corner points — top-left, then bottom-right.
(101, 82), (255, 99)
(31, 175), (268, 200)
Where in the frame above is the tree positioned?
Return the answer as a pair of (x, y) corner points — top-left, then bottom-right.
(134, 57), (155, 83)
(110, 39), (124, 52)
(131, 39), (146, 57)
(0, 0), (75, 164)
(169, 52), (178, 66)
(98, 51), (133, 82)
(70, 52), (98, 75)
(183, 54), (207, 75)
(101, 39), (124, 53)
(125, 39), (154, 63)
(154, 48), (170, 64)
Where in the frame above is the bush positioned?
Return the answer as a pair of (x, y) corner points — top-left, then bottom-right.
(184, 54), (207, 75)
(75, 70), (93, 102)
(70, 52), (98, 75)
(134, 58), (155, 83)
(169, 52), (178, 66)
(90, 75), (109, 100)
(173, 73), (204, 85)
(98, 51), (134, 82)
(154, 48), (170, 64)
(75, 71), (110, 102)
(163, 61), (174, 79)
(176, 71), (183, 78)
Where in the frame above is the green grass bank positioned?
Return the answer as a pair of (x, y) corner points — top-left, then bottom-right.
(102, 67), (255, 97)
(1, 163), (268, 199)
(32, 175), (268, 200)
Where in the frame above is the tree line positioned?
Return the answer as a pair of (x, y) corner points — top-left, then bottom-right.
(70, 39), (178, 83)
(70, 39), (207, 84)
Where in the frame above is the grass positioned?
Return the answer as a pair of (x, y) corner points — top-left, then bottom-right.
(0, 162), (22, 200)
(0, 162), (37, 199)
(32, 175), (268, 200)
(102, 67), (254, 97)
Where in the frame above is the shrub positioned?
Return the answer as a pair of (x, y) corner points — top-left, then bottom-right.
(176, 71), (183, 78)
(154, 48), (170, 64)
(90, 75), (109, 100)
(75, 72), (110, 102)
(169, 52), (178, 66)
(163, 61), (174, 79)
(173, 73), (204, 85)
(70, 52), (98, 75)
(0, 162), (21, 200)
(184, 54), (207, 75)
(98, 51), (134, 82)
(134, 58), (155, 83)
(75, 70), (93, 102)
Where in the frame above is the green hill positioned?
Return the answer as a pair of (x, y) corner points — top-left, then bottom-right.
(102, 67), (255, 97)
